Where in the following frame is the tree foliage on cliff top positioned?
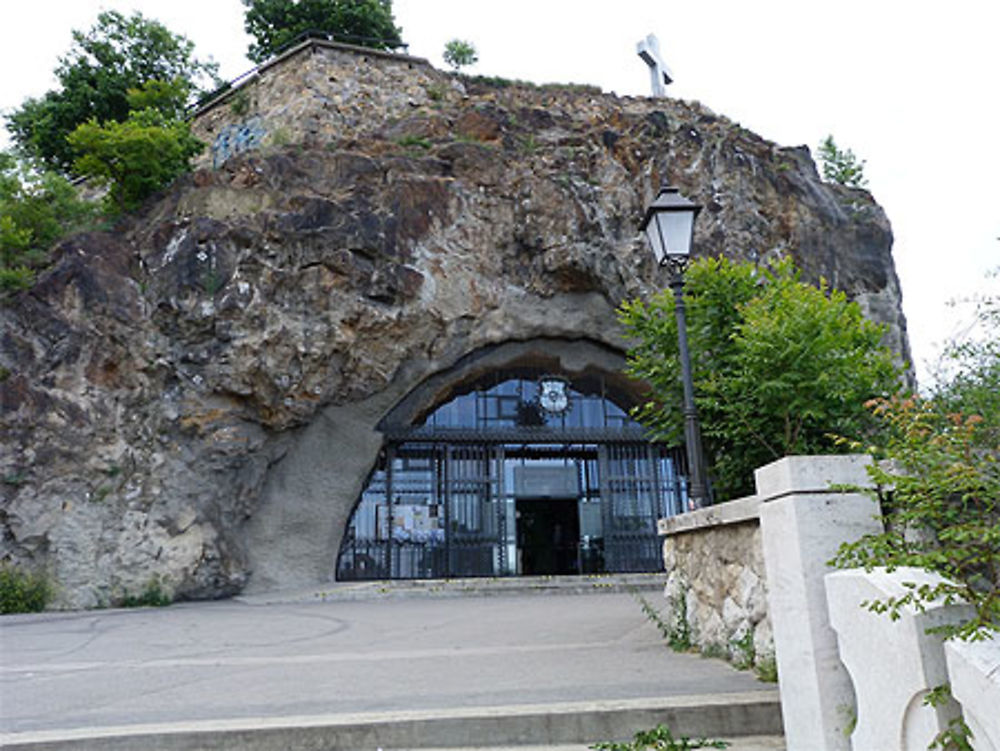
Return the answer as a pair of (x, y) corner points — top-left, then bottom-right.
(5, 10), (217, 174)
(620, 257), (900, 500)
(0, 152), (99, 291)
(68, 105), (203, 215)
(818, 134), (868, 189)
(242, 0), (403, 63)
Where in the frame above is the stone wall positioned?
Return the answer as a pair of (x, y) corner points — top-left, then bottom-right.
(192, 40), (445, 170)
(658, 496), (772, 670)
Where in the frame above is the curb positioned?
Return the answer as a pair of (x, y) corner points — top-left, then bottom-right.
(1, 692), (782, 751)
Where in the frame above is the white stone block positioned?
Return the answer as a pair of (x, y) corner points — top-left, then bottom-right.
(825, 567), (973, 750)
(945, 635), (1000, 751)
(757, 455), (881, 751)
(754, 453), (872, 501)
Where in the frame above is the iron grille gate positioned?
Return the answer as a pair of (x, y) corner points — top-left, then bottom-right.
(443, 444), (506, 577)
(336, 439), (686, 580)
(600, 442), (684, 572)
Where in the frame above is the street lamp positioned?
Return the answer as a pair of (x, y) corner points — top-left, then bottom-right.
(640, 186), (712, 509)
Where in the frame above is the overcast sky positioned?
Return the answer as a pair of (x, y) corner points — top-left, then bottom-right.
(2, 0), (997, 387)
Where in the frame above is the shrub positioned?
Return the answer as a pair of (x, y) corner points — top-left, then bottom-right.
(1, 151), (99, 289)
(832, 280), (1000, 642)
(832, 396), (1000, 642)
(0, 266), (36, 292)
(0, 564), (53, 614)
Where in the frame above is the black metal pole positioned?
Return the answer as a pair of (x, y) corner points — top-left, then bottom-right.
(668, 262), (711, 510)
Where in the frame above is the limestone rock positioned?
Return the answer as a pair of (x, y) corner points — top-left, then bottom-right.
(1, 41), (910, 607)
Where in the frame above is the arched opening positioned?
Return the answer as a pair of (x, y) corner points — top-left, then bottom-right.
(336, 342), (687, 581)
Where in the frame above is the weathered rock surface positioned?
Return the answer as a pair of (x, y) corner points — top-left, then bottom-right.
(0, 41), (910, 607)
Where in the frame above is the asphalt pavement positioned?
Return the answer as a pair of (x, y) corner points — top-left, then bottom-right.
(0, 581), (781, 749)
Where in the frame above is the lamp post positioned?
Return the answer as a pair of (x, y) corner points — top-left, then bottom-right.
(640, 186), (712, 509)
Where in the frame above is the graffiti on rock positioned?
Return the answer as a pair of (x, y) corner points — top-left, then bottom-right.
(212, 118), (266, 168)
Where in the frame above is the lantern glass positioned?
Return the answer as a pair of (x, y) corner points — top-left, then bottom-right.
(640, 187), (701, 265)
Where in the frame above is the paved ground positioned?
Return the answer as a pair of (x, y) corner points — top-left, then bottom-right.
(1, 583), (781, 748)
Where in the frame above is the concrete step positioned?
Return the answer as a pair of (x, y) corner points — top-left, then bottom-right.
(417, 740), (786, 751)
(237, 573), (667, 605)
(1, 692), (782, 750)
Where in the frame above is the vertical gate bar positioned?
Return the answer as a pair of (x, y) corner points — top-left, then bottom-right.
(385, 444), (395, 578)
(437, 444), (446, 577)
(443, 443), (452, 578)
(645, 443), (657, 569)
(575, 448), (583, 575)
(495, 443), (506, 576)
(597, 443), (613, 571)
(650, 444), (664, 520)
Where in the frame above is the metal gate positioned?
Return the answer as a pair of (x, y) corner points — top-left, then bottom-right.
(337, 436), (685, 580)
(443, 444), (506, 577)
(599, 442), (686, 572)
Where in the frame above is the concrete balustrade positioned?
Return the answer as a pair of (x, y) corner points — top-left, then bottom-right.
(825, 567), (971, 750)
(945, 636), (1000, 751)
(659, 454), (1000, 751)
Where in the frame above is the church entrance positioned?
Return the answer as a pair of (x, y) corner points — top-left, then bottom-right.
(516, 498), (580, 575)
(336, 367), (688, 581)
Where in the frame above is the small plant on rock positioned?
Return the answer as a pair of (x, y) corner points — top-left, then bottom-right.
(397, 135), (431, 151)
(443, 39), (477, 72)
(119, 578), (172, 608)
(591, 724), (729, 750)
(632, 589), (691, 652)
(818, 135), (868, 189)
(729, 628), (756, 670)
(754, 654), (778, 683)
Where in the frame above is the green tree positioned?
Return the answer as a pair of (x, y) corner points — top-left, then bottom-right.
(68, 107), (203, 214)
(5, 10), (217, 173)
(443, 39), (478, 71)
(242, 0), (403, 63)
(620, 257), (900, 499)
(123, 77), (192, 120)
(0, 152), (98, 290)
(817, 135), (868, 189)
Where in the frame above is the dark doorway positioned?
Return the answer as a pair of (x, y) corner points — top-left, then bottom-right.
(516, 499), (580, 575)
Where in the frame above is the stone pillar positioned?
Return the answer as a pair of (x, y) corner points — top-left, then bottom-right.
(826, 567), (972, 750)
(756, 455), (881, 751)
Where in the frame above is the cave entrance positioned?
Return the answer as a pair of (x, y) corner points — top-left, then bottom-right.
(335, 364), (688, 580)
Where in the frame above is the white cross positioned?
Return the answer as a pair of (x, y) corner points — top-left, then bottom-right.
(637, 34), (673, 97)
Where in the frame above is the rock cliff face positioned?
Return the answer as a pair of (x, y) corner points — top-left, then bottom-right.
(0, 41), (909, 607)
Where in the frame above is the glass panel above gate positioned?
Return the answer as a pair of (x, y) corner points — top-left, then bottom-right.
(420, 373), (635, 431)
(336, 369), (688, 581)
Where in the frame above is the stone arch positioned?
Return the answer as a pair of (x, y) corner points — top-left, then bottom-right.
(335, 338), (679, 582)
(378, 337), (645, 431)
